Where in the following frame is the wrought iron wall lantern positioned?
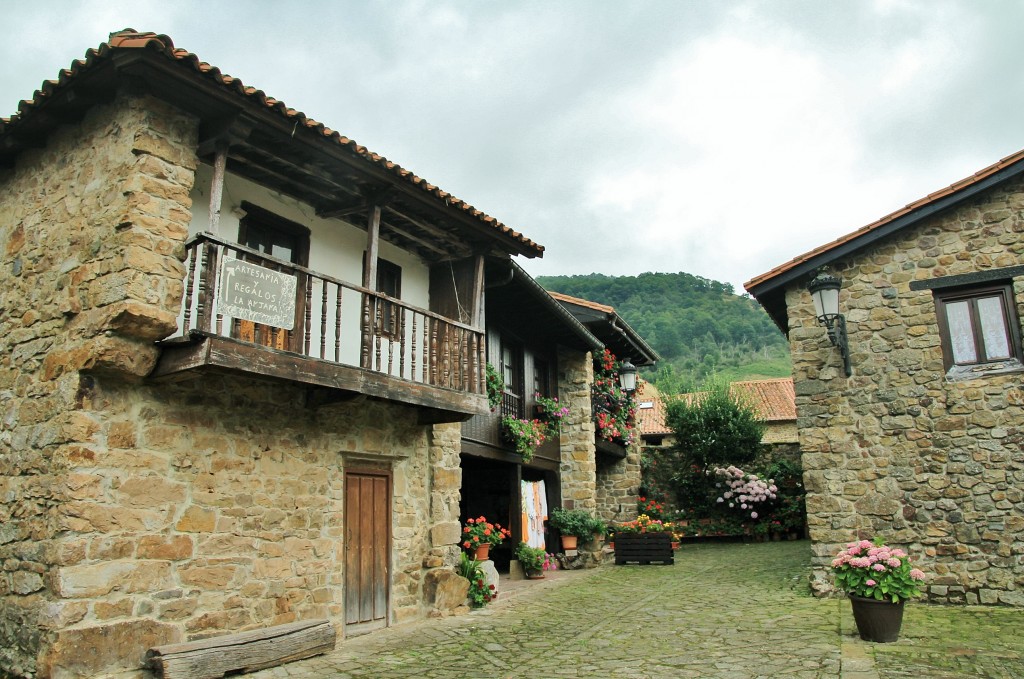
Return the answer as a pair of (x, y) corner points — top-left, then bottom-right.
(806, 272), (852, 377)
(619, 357), (638, 394)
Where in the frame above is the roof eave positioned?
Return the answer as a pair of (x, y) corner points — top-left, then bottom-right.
(746, 156), (1024, 331)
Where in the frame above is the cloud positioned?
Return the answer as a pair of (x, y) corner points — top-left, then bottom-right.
(4, 1), (1024, 297)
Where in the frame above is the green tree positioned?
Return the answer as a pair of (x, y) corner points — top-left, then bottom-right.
(657, 378), (766, 515)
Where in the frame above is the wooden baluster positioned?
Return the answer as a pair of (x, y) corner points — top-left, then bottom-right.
(303, 274), (313, 356)
(423, 317), (430, 383)
(410, 313), (418, 382)
(441, 323), (451, 388)
(386, 306), (394, 376)
(214, 245), (225, 336)
(374, 300), (383, 372)
(461, 329), (469, 392)
(182, 244), (197, 333)
(320, 281), (328, 359)
(335, 283), (343, 363)
(477, 333), (486, 394)
(201, 243), (220, 334)
(196, 243), (209, 331)
(360, 295), (372, 370)
(430, 319), (438, 386)
(468, 333), (477, 393)
(398, 307), (407, 378)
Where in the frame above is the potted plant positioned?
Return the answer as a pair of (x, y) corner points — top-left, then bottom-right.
(549, 507), (597, 550)
(610, 514), (675, 565)
(458, 552), (496, 607)
(461, 515), (510, 561)
(485, 363), (505, 412)
(501, 417), (547, 462)
(514, 542), (547, 578)
(831, 538), (926, 642)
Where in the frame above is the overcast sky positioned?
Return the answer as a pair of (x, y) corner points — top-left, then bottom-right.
(5, 1), (1024, 295)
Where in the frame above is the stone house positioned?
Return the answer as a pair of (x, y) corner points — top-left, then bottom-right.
(547, 292), (659, 523)
(746, 149), (1024, 605)
(0, 29), (617, 677)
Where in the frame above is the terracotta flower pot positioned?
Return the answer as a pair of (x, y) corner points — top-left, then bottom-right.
(849, 595), (905, 643)
(560, 535), (578, 550)
(474, 544), (490, 561)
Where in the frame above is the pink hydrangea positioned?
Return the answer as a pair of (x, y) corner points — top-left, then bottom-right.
(872, 563), (886, 572)
(865, 579), (876, 587)
(910, 569), (926, 581)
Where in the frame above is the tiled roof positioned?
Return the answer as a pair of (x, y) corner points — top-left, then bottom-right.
(744, 148), (1024, 291)
(730, 378), (796, 422)
(0, 29), (543, 256)
(640, 378), (796, 437)
(547, 291), (614, 314)
(636, 386), (672, 436)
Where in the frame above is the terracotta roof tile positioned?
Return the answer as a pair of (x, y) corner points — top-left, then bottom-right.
(547, 291), (614, 314)
(0, 29), (543, 256)
(636, 387), (672, 436)
(744, 149), (1024, 291)
(730, 378), (796, 422)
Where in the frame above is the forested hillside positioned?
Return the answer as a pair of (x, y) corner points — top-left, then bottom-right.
(536, 272), (791, 394)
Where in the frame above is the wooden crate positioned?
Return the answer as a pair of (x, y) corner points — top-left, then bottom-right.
(614, 532), (674, 565)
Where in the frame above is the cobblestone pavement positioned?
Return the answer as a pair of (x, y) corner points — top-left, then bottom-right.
(250, 541), (1024, 678)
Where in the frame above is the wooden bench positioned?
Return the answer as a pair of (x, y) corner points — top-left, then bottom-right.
(146, 619), (336, 679)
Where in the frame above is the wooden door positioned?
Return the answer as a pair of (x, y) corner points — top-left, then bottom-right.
(344, 470), (391, 634)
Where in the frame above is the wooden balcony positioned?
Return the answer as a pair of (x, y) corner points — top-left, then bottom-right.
(460, 393), (560, 469)
(151, 232), (488, 422)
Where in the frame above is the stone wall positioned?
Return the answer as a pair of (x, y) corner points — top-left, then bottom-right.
(48, 376), (439, 676)
(0, 92), (199, 677)
(789, 174), (1024, 605)
(595, 444), (642, 524)
(556, 348), (596, 511)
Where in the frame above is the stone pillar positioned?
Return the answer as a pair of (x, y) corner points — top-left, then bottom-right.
(556, 348), (596, 511)
(423, 423), (465, 615)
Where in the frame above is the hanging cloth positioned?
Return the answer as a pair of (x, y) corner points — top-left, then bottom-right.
(520, 480), (547, 550)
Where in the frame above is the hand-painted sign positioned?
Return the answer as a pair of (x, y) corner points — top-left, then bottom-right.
(218, 257), (297, 330)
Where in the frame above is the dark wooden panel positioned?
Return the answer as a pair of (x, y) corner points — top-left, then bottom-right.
(372, 475), (388, 619)
(359, 476), (373, 623)
(344, 476), (362, 625)
(614, 533), (674, 565)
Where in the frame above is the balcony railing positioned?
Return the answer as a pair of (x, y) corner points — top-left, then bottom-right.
(168, 232), (485, 397)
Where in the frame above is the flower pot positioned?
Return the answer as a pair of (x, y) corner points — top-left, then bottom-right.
(525, 570), (545, 579)
(560, 535), (578, 550)
(474, 544), (490, 561)
(671, 541), (680, 550)
(849, 595), (905, 643)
